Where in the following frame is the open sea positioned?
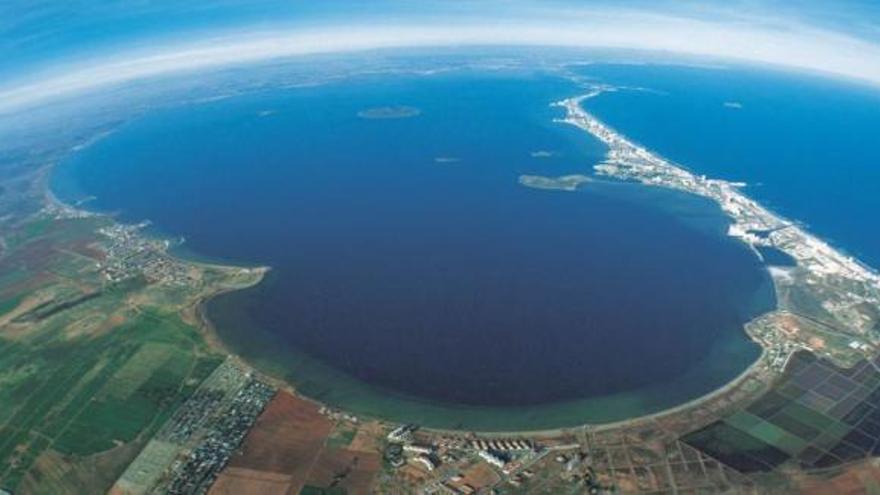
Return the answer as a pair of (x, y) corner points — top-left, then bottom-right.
(49, 66), (815, 430)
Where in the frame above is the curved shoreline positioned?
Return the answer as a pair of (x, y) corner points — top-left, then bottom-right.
(45, 156), (772, 435)
(205, 294), (765, 431)
(179, 82), (880, 435)
(38, 91), (781, 436)
(430, 347), (772, 438)
(41, 83), (880, 436)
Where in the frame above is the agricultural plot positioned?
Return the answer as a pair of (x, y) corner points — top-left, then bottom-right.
(113, 359), (267, 494)
(0, 309), (221, 491)
(0, 217), (226, 494)
(209, 392), (336, 494)
(685, 351), (880, 473)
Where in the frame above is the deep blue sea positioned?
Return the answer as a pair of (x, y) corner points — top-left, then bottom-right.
(52, 68), (784, 429)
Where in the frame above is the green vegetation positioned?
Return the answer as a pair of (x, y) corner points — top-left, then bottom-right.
(684, 352), (880, 473)
(301, 485), (348, 495)
(326, 423), (358, 450)
(518, 174), (592, 192)
(0, 217), (229, 493)
(0, 310), (222, 490)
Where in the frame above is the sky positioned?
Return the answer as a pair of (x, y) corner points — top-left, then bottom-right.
(1, 0), (879, 113)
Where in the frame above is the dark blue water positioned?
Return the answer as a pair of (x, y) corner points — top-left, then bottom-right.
(756, 246), (798, 267)
(53, 72), (772, 427)
(579, 64), (880, 268)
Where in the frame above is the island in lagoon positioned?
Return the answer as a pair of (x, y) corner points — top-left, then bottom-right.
(357, 105), (422, 119)
(518, 173), (593, 191)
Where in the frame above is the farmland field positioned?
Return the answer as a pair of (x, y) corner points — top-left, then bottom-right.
(0, 216), (238, 493)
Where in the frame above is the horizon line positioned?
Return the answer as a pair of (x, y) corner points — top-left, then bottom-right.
(2, 18), (880, 113)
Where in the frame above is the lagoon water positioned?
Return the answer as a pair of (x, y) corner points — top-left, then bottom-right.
(53, 69), (777, 429)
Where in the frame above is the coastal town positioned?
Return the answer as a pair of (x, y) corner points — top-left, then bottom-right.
(556, 91), (880, 361)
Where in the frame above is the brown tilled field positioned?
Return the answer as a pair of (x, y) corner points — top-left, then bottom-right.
(348, 421), (384, 454)
(460, 461), (501, 489)
(304, 447), (382, 495)
(797, 460), (880, 495)
(210, 392), (335, 494)
(209, 467), (294, 495)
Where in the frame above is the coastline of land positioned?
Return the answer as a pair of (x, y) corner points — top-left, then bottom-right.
(560, 90), (880, 294)
(43, 180), (271, 360)
(35, 148), (767, 438)
(558, 89), (880, 347)
(390, 87), (880, 435)
(34, 86), (880, 435)
(5, 77), (880, 493)
(531, 88), (880, 325)
(33, 85), (880, 439)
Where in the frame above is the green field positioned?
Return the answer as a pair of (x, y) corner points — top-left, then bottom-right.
(684, 352), (880, 473)
(0, 309), (223, 491)
(0, 217), (227, 493)
(326, 423), (358, 450)
(301, 486), (348, 495)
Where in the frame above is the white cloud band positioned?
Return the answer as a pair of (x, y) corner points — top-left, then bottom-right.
(2, 16), (879, 113)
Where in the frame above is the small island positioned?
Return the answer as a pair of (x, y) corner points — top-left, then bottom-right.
(518, 173), (592, 191)
(357, 105), (421, 119)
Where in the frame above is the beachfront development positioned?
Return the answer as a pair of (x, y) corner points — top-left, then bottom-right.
(558, 91), (880, 358)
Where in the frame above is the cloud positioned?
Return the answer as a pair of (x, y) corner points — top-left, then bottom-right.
(2, 12), (879, 114)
